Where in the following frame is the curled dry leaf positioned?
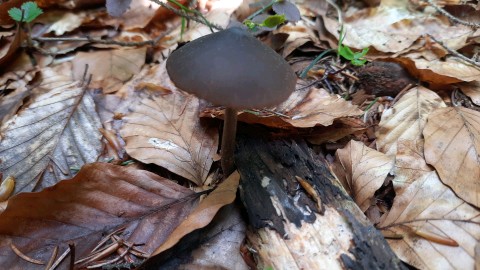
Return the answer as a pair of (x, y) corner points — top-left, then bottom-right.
(376, 86), (446, 156)
(378, 170), (480, 270)
(151, 171), (240, 256)
(204, 88), (362, 129)
(408, 55), (480, 83)
(0, 71), (103, 194)
(0, 163), (199, 269)
(423, 107), (480, 208)
(0, 70), (36, 124)
(332, 140), (394, 212)
(72, 47), (146, 94)
(0, 25), (22, 70)
(457, 81), (480, 106)
(120, 90), (219, 185)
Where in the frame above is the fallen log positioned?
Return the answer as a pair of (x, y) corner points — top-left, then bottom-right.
(235, 134), (406, 270)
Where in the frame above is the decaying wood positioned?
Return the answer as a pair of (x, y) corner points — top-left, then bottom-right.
(235, 134), (406, 270)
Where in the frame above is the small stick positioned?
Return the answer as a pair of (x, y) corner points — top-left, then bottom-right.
(48, 247), (71, 270)
(423, 0), (480, 28)
(91, 227), (126, 253)
(68, 242), (75, 270)
(10, 242), (45, 265)
(45, 246), (58, 270)
(86, 245), (132, 269)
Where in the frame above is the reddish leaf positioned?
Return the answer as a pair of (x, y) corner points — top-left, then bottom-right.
(0, 163), (199, 269)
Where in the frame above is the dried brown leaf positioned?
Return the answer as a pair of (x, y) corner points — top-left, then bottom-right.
(0, 70), (36, 124)
(378, 171), (480, 270)
(376, 86), (446, 156)
(152, 171), (240, 256)
(0, 163), (199, 269)
(0, 26), (22, 70)
(333, 140), (394, 211)
(204, 88), (362, 129)
(393, 139), (433, 196)
(457, 81), (480, 106)
(410, 56), (480, 83)
(120, 90), (219, 185)
(180, 204), (248, 270)
(72, 47), (146, 94)
(322, 1), (472, 53)
(0, 71), (103, 194)
(423, 107), (480, 208)
(43, 12), (86, 36)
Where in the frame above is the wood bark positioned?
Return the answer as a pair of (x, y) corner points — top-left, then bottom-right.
(234, 133), (406, 270)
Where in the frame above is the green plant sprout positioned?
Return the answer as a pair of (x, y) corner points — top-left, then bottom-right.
(300, 25), (369, 78)
(8, 1), (43, 23)
(337, 26), (369, 66)
(244, 14), (286, 31)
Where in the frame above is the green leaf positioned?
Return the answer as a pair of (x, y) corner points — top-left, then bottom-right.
(260, 14), (286, 28)
(356, 47), (369, 58)
(7, 7), (23, 22)
(338, 45), (355, 60)
(243, 20), (258, 31)
(8, 1), (43, 23)
(351, 58), (368, 66)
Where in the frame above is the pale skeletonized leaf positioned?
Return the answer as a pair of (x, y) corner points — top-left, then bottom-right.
(0, 163), (199, 269)
(0, 72), (103, 194)
(423, 107), (480, 208)
(376, 86), (446, 156)
(378, 171), (480, 270)
(72, 47), (146, 93)
(120, 90), (218, 185)
(333, 140), (394, 211)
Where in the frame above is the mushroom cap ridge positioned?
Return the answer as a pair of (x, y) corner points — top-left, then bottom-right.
(166, 27), (297, 109)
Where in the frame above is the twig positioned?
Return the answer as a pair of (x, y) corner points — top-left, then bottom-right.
(423, 0), (480, 28)
(86, 245), (132, 269)
(68, 242), (75, 270)
(91, 227), (126, 253)
(244, 0), (276, 22)
(428, 34), (480, 69)
(150, 0), (223, 31)
(48, 246), (71, 270)
(34, 36), (157, 47)
(45, 246), (58, 270)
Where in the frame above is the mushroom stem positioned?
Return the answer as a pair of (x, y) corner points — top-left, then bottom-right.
(221, 107), (238, 177)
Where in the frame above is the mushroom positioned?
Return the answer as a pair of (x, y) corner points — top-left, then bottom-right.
(166, 26), (296, 176)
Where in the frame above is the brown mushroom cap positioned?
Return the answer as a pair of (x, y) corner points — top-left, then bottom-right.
(166, 27), (297, 110)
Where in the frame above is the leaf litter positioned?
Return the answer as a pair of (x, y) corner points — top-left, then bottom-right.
(0, 0), (479, 269)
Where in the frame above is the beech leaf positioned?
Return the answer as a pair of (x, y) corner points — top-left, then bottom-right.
(152, 171), (240, 256)
(120, 90), (219, 185)
(423, 107), (480, 208)
(376, 86), (446, 156)
(0, 72), (103, 194)
(378, 171), (480, 270)
(333, 140), (394, 211)
(0, 163), (199, 269)
(72, 48), (146, 94)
